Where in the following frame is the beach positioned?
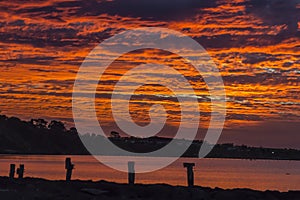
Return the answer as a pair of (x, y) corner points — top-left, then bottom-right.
(0, 177), (299, 200)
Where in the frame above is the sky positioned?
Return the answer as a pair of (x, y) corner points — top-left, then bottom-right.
(0, 0), (299, 148)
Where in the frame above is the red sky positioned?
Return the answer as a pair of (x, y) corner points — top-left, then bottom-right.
(0, 0), (299, 148)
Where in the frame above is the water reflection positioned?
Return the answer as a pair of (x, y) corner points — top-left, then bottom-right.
(0, 155), (299, 192)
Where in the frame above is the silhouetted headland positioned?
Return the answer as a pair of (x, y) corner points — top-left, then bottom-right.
(0, 115), (299, 160)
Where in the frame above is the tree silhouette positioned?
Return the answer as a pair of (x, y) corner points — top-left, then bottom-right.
(48, 120), (66, 132)
(69, 127), (78, 135)
(30, 119), (48, 129)
(111, 131), (121, 138)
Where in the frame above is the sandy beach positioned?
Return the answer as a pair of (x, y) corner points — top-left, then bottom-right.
(0, 177), (299, 200)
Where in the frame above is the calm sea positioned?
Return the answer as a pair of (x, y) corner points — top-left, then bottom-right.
(0, 155), (299, 192)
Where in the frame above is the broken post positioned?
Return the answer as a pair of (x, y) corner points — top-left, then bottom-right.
(9, 164), (15, 179)
(16, 164), (24, 179)
(183, 163), (195, 187)
(128, 161), (135, 185)
(65, 157), (74, 181)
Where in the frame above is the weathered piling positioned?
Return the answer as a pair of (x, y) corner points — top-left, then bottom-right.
(65, 157), (74, 181)
(183, 163), (195, 187)
(9, 164), (15, 179)
(16, 164), (24, 179)
(128, 161), (135, 185)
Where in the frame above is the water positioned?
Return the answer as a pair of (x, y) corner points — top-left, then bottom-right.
(0, 155), (299, 192)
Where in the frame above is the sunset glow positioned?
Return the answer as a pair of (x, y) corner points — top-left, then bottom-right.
(0, 0), (299, 148)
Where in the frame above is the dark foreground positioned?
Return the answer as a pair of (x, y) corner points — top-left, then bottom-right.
(0, 177), (299, 200)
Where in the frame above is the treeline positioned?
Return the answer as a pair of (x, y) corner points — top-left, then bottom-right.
(0, 115), (88, 154)
(0, 114), (299, 160)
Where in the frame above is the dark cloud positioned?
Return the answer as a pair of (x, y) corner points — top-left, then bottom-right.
(0, 90), (72, 98)
(2, 0), (298, 49)
(8, 20), (26, 27)
(282, 62), (294, 67)
(0, 29), (80, 48)
(54, 0), (217, 21)
(16, 5), (65, 22)
(4, 0), (217, 22)
(245, 0), (299, 33)
(222, 73), (299, 85)
(242, 53), (280, 64)
(226, 113), (262, 121)
(29, 68), (60, 73)
(1, 56), (58, 66)
(195, 33), (298, 49)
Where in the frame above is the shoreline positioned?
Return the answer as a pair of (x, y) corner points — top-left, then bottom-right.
(1, 153), (299, 162)
(0, 177), (299, 200)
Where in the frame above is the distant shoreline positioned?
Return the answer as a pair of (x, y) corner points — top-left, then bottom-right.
(1, 115), (299, 161)
(0, 153), (300, 161)
(0, 177), (299, 200)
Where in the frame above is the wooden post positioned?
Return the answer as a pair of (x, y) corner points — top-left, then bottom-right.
(16, 164), (24, 179)
(65, 157), (74, 181)
(128, 161), (135, 185)
(183, 163), (195, 187)
(9, 164), (15, 179)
